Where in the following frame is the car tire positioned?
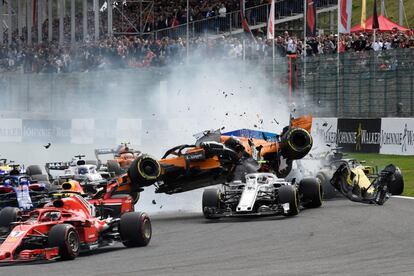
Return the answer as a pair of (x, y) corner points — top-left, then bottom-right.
(26, 165), (43, 176)
(278, 185), (299, 216)
(300, 177), (323, 208)
(389, 166), (404, 195)
(120, 212), (152, 247)
(107, 160), (125, 176)
(316, 170), (337, 199)
(128, 155), (161, 187)
(30, 174), (50, 183)
(202, 188), (221, 219)
(0, 207), (20, 230)
(48, 224), (80, 260)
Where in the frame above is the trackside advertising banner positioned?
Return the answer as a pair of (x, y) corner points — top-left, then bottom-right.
(337, 118), (381, 153)
(311, 117), (338, 146)
(1, 117), (413, 156)
(380, 118), (414, 155)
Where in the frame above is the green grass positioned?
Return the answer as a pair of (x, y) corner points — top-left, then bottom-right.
(349, 153), (414, 196)
(351, 0), (414, 28)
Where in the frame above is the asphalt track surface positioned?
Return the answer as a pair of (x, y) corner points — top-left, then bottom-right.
(2, 197), (414, 276)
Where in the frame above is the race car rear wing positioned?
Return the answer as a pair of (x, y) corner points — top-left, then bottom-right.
(45, 162), (71, 180)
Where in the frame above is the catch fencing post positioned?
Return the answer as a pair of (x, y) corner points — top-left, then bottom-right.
(48, 0), (52, 42)
(0, 0), (3, 44)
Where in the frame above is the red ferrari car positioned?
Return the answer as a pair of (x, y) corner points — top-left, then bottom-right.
(0, 192), (151, 263)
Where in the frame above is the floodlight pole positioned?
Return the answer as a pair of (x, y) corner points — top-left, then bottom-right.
(186, 0), (189, 61)
(399, 0), (403, 26)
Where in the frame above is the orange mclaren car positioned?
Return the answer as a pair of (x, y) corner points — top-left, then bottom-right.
(127, 115), (313, 195)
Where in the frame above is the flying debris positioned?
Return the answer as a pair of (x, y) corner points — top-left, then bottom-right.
(44, 143), (51, 149)
(322, 122), (328, 127)
(152, 200), (157, 205)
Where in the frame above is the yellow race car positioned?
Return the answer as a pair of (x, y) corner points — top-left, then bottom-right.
(330, 159), (404, 205)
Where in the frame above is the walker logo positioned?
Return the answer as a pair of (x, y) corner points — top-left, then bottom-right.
(337, 119), (381, 153)
(380, 118), (414, 155)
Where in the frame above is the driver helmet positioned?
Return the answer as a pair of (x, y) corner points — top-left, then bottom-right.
(78, 167), (89, 175)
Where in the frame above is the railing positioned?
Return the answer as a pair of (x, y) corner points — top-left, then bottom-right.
(134, 0), (337, 39)
(296, 48), (414, 118)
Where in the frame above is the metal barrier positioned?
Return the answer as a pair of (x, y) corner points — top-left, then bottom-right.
(296, 48), (414, 118)
(145, 0), (337, 39)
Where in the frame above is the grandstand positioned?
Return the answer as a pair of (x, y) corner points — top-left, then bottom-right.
(0, 0), (413, 118)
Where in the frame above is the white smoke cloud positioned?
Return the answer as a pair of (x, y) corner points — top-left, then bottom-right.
(1, 55), (309, 215)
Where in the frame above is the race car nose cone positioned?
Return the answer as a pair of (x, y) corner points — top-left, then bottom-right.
(0, 251), (11, 260)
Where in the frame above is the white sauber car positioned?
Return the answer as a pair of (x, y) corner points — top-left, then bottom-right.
(46, 156), (110, 188)
(202, 173), (322, 219)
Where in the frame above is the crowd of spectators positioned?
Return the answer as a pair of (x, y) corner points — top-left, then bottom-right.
(4, 0), (338, 44)
(1, 29), (413, 74)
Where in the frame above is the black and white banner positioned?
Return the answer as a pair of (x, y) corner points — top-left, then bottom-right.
(380, 118), (414, 155)
(337, 118), (381, 153)
(311, 117), (338, 146)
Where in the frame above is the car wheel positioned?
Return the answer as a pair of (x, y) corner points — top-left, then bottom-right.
(26, 165), (43, 176)
(300, 177), (323, 208)
(107, 160), (125, 176)
(30, 174), (50, 183)
(128, 155), (161, 187)
(0, 207), (20, 231)
(389, 166), (404, 195)
(48, 224), (80, 260)
(278, 185), (299, 216)
(316, 170), (337, 199)
(120, 212), (152, 247)
(202, 188), (221, 219)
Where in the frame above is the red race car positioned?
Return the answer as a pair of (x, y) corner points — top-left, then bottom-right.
(0, 191), (151, 263)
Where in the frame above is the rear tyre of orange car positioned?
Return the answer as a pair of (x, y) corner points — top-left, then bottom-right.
(128, 155), (161, 187)
(48, 224), (80, 260)
(120, 212), (152, 247)
(278, 185), (299, 216)
(0, 207), (20, 231)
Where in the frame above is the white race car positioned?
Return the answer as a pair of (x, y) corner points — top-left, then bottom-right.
(202, 173), (322, 219)
(46, 156), (110, 189)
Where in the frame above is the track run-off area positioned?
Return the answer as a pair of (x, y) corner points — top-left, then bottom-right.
(2, 197), (414, 276)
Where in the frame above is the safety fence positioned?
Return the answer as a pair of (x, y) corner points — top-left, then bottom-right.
(144, 0), (337, 39)
(296, 49), (414, 118)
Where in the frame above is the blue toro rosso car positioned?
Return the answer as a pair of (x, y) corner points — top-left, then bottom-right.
(0, 164), (52, 212)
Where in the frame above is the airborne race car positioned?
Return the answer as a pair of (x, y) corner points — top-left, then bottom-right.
(0, 193), (151, 263)
(202, 173), (322, 219)
(126, 115), (315, 197)
(330, 159), (404, 205)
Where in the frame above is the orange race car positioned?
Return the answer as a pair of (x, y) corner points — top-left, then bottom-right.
(126, 115), (314, 195)
(95, 143), (141, 175)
